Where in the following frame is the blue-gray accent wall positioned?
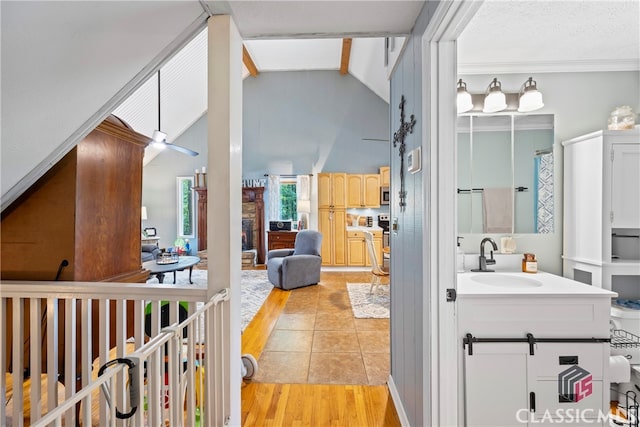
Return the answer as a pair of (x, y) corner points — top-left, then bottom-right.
(389, 2), (437, 425)
(142, 70), (390, 249)
(243, 70), (389, 177)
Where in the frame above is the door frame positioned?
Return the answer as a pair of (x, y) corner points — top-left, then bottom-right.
(421, 1), (482, 425)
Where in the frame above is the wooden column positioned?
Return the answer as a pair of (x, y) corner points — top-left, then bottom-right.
(194, 187), (208, 251)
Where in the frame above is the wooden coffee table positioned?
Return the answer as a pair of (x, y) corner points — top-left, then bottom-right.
(143, 255), (201, 284)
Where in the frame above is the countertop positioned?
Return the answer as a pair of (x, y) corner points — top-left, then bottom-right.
(457, 271), (618, 298)
(346, 225), (384, 232)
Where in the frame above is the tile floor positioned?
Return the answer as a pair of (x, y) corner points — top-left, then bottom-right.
(253, 271), (390, 385)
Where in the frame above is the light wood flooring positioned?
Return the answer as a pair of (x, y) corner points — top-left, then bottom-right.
(241, 270), (400, 426)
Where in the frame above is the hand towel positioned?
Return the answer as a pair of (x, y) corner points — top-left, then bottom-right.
(483, 187), (514, 233)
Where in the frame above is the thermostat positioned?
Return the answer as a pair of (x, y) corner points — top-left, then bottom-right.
(407, 147), (421, 173)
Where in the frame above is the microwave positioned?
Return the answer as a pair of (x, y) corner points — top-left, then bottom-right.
(380, 186), (390, 205)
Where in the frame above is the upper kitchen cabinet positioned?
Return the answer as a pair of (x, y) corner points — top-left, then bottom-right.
(347, 174), (381, 208)
(379, 166), (390, 187)
(318, 173), (347, 209)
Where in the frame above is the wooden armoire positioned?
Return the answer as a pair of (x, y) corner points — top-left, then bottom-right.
(1, 115), (149, 380)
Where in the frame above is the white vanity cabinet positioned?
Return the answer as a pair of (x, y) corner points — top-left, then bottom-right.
(464, 342), (609, 426)
(562, 128), (640, 291)
(457, 272), (616, 427)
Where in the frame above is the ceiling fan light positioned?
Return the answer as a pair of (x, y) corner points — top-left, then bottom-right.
(152, 130), (166, 143)
(483, 78), (507, 113)
(518, 77), (544, 112)
(457, 79), (474, 113)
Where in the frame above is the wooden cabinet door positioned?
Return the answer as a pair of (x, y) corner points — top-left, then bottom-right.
(318, 173), (332, 209)
(318, 209), (332, 265)
(346, 174), (364, 208)
(380, 166), (390, 187)
(611, 144), (640, 228)
(347, 237), (366, 266)
(332, 173), (347, 209)
(363, 174), (381, 207)
(333, 209), (347, 265)
(373, 235), (383, 267)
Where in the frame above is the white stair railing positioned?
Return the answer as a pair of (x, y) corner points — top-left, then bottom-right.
(1, 280), (229, 427)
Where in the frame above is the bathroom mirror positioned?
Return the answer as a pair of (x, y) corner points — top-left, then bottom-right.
(457, 114), (555, 234)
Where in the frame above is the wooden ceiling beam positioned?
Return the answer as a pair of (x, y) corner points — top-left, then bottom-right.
(339, 38), (352, 75)
(243, 45), (259, 77)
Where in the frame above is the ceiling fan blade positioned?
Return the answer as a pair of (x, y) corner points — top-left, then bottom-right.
(164, 143), (199, 157)
(362, 138), (389, 143)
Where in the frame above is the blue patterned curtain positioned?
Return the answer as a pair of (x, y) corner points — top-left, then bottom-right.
(534, 153), (554, 233)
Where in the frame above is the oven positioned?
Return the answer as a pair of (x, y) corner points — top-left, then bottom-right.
(378, 214), (390, 248)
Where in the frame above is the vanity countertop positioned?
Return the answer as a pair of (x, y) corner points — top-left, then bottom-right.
(457, 271), (618, 298)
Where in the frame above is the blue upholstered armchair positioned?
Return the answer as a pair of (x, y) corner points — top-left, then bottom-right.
(266, 230), (323, 290)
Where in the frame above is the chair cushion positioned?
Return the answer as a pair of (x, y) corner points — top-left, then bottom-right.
(293, 230), (322, 256)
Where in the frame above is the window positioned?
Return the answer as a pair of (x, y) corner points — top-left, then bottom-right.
(279, 179), (297, 222)
(177, 176), (195, 237)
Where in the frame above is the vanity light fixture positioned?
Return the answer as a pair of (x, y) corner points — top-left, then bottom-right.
(482, 77), (507, 113)
(457, 79), (474, 114)
(517, 77), (544, 112)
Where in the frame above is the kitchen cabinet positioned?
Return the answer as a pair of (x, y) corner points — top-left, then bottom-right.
(268, 231), (297, 251)
(379, 166), (390, 187)
(318, 173), (346, 209)
(346, 229), (382, 266)
(346, 174), (380, 208)
(562, 128), (640, 291)
(319, 208), (346, 266)
(318, 173), (347, 265)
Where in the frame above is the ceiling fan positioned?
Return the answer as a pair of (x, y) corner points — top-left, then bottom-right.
(150, 70), (199, 157)
(361, 137), (389, 143)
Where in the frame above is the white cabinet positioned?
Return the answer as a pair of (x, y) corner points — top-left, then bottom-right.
(611, 144), (640, 228)
(562, 128), (640, 290)
(464, 342), (609, 426)
(457, 273), (615, 427)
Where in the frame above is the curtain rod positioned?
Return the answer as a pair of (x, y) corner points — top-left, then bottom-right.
(263, 174), (313, 177)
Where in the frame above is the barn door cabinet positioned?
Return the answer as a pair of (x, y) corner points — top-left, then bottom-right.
(464, 342), (608, 426)
(562, 128), (640, 291)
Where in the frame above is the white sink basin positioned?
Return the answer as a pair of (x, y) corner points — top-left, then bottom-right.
(470, 273), (543, 288)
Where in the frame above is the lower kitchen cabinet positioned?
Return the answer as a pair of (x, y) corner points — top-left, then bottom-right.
(346, 230), (382, 267)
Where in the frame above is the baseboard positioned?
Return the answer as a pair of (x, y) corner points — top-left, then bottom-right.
(387, 374), (411, 427)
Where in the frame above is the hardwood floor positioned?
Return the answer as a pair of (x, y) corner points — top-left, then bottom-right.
(241, 270), (400, 426)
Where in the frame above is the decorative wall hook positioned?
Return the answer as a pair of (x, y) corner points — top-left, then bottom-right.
(392, 95), (416, 211)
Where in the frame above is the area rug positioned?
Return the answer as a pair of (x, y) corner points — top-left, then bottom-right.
(346, 283), (390, 319)
(147, 269), (273, 331)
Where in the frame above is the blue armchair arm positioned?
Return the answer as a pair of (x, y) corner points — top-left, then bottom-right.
(267, 249), (295, 261)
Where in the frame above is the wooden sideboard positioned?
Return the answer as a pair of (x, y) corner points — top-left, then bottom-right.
(268, 231), (298, 251)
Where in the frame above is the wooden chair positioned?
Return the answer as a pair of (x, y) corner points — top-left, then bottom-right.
(363, 231), (389, 296)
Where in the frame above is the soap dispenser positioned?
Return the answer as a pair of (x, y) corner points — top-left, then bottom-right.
(457, 237), (465, 273)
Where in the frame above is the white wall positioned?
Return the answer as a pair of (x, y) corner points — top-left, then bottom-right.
(458, 71), (640, 274)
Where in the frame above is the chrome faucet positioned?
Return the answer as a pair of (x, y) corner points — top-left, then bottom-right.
(471, 237), (498, 272)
